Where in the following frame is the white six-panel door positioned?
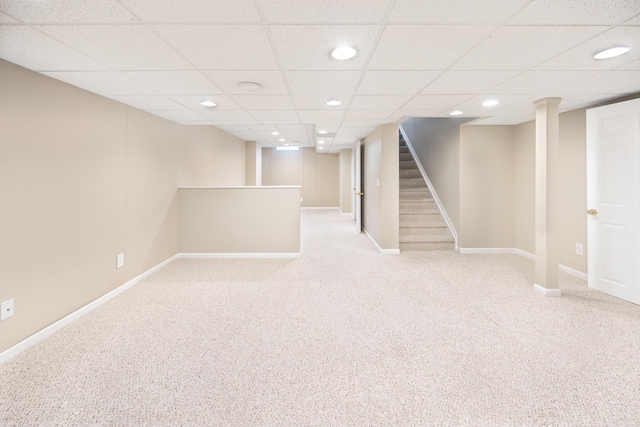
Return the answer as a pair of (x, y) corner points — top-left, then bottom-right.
(586, 98), (640, 305)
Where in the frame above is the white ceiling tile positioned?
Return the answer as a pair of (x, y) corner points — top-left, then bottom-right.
(0, 12), (17, 22)
(454, 26), (606, 70)
(449, 94), (537, 115)
(536, 26), (640, 71)
(509, 0), (640, 25)
(108, 95), (187, 111)
(123, 71), (222, 95)
(391, 110), (442, 120)
(248, 110), (300, 122)
(170, 95), (242, 110)
(298, 110), (346, 122)
(42, 71), (158, 95)
(246, 125), (281, 132)
(154, 25), (278, 69)
(0, 26), (107, 71)
(217, 125), (252, 132)
(230, 95), (294, 110)
(286, 70), (361, 95)
(472, 115), (533, 125)
(39, 25), (190, 70)
(203, 70), (288, 94)
(551, 70), (640, 94)
(390, 0), (530, 24)
(490, 71), (600, 94)
(1, 0), (138, 23)
(421, 70), (519, 94)
(341, 119), (392, 127)
(270, 25), (378, 70)
(199, 110), (256, 121)
(177, 121), (215, 125)
(276, 124), (309, 133)
(369, 25), (494, 70)
(293, 95), (350, 110)
(357, 71), (440, 95)
(147, 110), (207, 121)
(401, 94), (473, 110)
(124, 0), (260, 23)
(261, 0), (391, 23)
(345, 110), (397, 120)
(626, 14), (640, 24)
(616, 59), (640, 70)
(350, 95), (413, 110)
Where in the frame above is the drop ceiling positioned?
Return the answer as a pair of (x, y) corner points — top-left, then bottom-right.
(1, 0), (639, 153)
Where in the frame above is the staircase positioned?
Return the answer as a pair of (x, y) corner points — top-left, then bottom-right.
(399, 135), (455, 251)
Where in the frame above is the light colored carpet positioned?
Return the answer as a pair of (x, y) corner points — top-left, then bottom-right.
(1, 209), (640, 426)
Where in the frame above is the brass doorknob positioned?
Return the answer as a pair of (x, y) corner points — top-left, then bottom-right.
(586, 209), (598, 216)
(355, 192), (364, 196)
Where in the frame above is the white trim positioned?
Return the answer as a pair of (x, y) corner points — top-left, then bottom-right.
(363, 229), (400, 255)
(301, 207), (339, 210)
(458, 248), (519, 255)
(178, 252), (300, 259)
(533, 283), (562, 297)
(0, 254), (180, 366)
(399, 124), (458, 250)
(559, 264), (588, 280)
(515, 249), (536, 260)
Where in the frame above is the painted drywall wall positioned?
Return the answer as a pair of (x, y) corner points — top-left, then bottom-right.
(338, 149), (353, 214)
(0, 60), (182, 352)
(362, 124), (399, 251)
(182, 125), (246, 187)
(245, 141), (261, 186)
(514, 109), (588, 273)
(179, 187), (301, 254)
(401, 118), (473, 234)
(515, 120), (536, 256)
(459, 125), (516, 248)
(261, 148), (339, 207)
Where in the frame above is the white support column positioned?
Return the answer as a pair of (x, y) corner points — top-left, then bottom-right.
(534, 97), (562, 297)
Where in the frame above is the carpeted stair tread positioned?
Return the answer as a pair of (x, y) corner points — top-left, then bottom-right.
(398, 137), (453, 252)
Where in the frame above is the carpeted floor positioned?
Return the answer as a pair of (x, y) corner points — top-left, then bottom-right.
(1, 209), (639, 426)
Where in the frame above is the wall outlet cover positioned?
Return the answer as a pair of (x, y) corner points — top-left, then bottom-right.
(117, 253), (125, 269)
(1, 299), (14, 321)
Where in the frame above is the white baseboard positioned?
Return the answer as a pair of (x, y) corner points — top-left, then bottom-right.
(0, 253), (180, 366)
(363, 229), (400, 255)
(178, 252), (300, 259)
(534, 283), (562, 297)
(559, 264), (588, 280)
(458, 248), (587, 280)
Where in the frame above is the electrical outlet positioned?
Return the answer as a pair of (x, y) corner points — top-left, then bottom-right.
(1, 299), (14, 321)
(116, 253), (125, 269)
(300, 197), (303, 202)
(576, 243), (584, 256)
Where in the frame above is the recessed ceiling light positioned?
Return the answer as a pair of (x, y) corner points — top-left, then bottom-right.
(272, 131), (279, 135)
(594, 46), (630, 59)
(277, 146), (299, 151)
(318, 147), (324, 150)
(330, 46), (358, 60)
(279, 138), (286, 142)
(482, 99), (500, 107)
(318, 130), (327, 134)
(238, 81), (263, 91)
(449, 110), (463, 116)
(200, 100), (216, 107)
(318, 140), (325, 144)
(326, 99), (342, 106)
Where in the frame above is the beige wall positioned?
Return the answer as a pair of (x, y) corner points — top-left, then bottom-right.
(182, 125), (246, 187)
(179, 188), (300, 254)
(459, 125), (516, 248)
(0, 60), (251, 354)
(338, 149), (353, 214)
(362, 124), (399, 251)
(0, 60), (182, 352)
(400, 118), (473, 234)
(261, 148), (339, 207)
(514, 109), (588, 272)
(245, 141), (261, 186)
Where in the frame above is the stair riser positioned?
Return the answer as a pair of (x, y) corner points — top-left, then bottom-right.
(400, 180), (428, 189)
(400, 242), (455, 251)
(400, 227), (450, 236)
(400, 169), (422, 178)
(399, 153), (413, 161)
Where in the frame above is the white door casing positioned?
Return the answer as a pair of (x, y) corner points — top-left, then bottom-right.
(586, 98), (640, 305)
(354, 140), (363, 232)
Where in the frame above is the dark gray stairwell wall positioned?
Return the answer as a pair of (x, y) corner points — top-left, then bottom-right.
(400, 117), (474, 235)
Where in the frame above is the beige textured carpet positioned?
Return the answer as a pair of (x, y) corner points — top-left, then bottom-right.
(1, 209), (640, 426)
